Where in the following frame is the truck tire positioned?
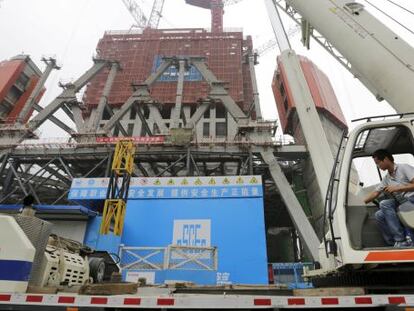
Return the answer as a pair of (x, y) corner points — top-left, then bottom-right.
(89, 257), (105, 283)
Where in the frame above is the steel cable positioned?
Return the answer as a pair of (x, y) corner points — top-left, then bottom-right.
(363, 0), (414, 36)
(384, 0), (414, 17)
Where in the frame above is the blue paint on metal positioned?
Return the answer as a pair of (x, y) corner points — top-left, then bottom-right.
(84, 216), (121, 256)
(0, 260), (32, 281)
(69, 186), (262, 200)
(77, 176), (268, 285)
(164, 270), (216, 284)
(118, 197), (268, 285)
(0, 205), (98, 216)
(151, 56), (202, 82)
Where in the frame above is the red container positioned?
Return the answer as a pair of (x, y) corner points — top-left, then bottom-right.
(0, 56), (44, 123)
(272, 55), (347, 134)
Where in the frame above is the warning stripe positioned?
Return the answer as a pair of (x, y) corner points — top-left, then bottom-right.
(157, 298), (174, 306)
(254, 298), (271, 306)
(90, 297), (108, 305)
(0, 293), (412, 308)
(355, 297), (372, 304)
(26, 295), (43, 303)
(288, 298), (305, 305)
(365, 250), (414, 261)
(0, 295), (11, 302)
(321, 297), (339, 305)
(389, 296), (406, 304)
(124, 298), (141, 305)
(57, 296), (75, 304)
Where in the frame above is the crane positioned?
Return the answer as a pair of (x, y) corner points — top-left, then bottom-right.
(255, 25), (300, 56)
(264, 0), (414, 286)
(273, 0), (414, 114)
(122, 0), (165, 29)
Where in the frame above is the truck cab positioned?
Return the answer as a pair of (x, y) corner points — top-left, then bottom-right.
(324, 115), (414, 271)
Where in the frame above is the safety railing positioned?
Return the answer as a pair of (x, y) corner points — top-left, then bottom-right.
(119, 245), (218, 271)
(165, 245), (218, 271)
(119, 246), (166, 270)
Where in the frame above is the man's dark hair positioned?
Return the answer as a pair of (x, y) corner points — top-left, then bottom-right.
(372, 149), (394, 162)
(22, 194), (35, 207)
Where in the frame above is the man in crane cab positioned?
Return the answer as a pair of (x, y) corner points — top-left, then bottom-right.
(364, 149), (414, 248)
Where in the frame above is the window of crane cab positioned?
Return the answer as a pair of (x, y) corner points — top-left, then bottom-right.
(344, 125), (414, 249)
(347, 125), (414, 203)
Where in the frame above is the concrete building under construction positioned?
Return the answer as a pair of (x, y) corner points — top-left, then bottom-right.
(83, 27), (257, 141)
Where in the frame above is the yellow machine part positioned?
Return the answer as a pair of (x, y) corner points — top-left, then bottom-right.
(111, 140), (135, 175)
(100, 139), (136, 236)
(100, 199), (126, 236)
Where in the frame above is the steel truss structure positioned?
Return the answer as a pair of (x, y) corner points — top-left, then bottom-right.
(273, 0), (352, 74)
(0, 55), (320, 260)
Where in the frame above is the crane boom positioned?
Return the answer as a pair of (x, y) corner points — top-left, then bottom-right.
(122, 0), (148, 28)
(275, 0), (414, 114)
(148, 0), (165, 29)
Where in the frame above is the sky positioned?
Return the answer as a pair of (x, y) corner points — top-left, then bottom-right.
(0, 0), (413, 139)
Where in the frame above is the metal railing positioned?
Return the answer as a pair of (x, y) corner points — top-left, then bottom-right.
(119, 245), (218, 271)
(0, 135), (298, 149)
(165, 245), (218, 271)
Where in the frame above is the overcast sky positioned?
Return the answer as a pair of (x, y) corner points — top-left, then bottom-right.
(0, 0), (413, 139)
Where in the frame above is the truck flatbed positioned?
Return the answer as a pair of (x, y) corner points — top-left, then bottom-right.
(0, 286), (413, 310)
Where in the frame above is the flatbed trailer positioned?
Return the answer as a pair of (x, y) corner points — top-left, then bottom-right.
(1, 289), (414, 310)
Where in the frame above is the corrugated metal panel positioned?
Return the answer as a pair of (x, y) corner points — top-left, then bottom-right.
(6, 76), (41, 124)
(0, 59), (25, 101)
(272, 55), (347, 134)
(0, 57), (44, 123)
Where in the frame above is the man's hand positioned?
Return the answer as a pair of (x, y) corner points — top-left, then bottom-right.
(384, 185), (402, 193)
(364, 191), (380, 204)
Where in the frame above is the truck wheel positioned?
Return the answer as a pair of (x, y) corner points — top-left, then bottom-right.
(89, 257), (105, 283)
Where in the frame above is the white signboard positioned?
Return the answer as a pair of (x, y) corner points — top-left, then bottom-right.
(125, 271), (155, 284)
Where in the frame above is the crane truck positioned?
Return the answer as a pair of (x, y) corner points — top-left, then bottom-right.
(1, 0), (414, 309)
(266, 0), (414, 287)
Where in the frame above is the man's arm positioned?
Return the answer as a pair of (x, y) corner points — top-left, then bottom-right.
(386, 163), (414, 193)
(364, 191), (380, 204)
(384, 179), (414, 193)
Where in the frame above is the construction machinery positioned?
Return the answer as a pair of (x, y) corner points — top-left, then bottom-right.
(0, 197), (116, 294)
(122, 0), (165, 29)
(265, 0), (414, 285)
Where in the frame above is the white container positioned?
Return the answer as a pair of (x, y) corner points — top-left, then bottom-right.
(0, 215), (35, 293)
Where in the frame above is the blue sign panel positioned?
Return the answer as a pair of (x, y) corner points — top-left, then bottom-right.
(76, 176), (268, 285)
(151, 56), (202, 82)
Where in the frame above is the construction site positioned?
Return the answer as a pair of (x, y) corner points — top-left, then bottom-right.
(1, 0), (414, 310)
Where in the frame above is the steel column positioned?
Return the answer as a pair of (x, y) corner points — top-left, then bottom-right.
(33, 103), (74, 134)
(247, 54), (263, 120)
(17, 57), (60, 123)
(28, 60), (108, 131)
(171, 60), (186, 128)
(88, 62), (120, 132)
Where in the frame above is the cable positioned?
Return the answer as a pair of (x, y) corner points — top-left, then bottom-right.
(384, 0), (414, 17)
(363, 0), (414, 36)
